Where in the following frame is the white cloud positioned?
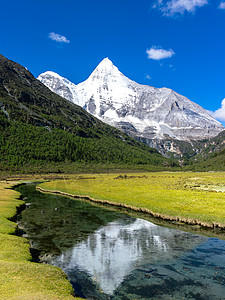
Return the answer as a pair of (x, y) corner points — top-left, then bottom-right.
(146, 46), (175, 60)
(145, 74), (151, 80)
(49, 32), (70, 43)
(153, 0), (208, 16)
(209, 99), (225, 121)
(218, 2), (225, 9)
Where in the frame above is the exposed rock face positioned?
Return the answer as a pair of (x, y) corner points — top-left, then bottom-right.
(38, 58), (224, 155)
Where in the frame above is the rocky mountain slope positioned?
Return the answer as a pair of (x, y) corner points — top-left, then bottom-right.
(185, 140), (225, 171)
(38, 58), (224, 156)
(188, 130), (225, 166)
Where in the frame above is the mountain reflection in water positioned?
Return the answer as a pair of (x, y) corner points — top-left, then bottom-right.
(51, 218), (205, 295)
(17, 183), (225, 299)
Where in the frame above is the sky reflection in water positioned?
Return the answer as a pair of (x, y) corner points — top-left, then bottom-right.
(18, 183), (225, 299)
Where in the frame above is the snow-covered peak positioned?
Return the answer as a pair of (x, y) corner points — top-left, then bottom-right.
(87, 57), (129, 83)
(38, 71), (76, 86)
(38, 71), (78, 103)
(38, 71), (63, 80)
(75, 58), (137, 112)
(38, 58), (224, 142)
(96, 57), (114, 70)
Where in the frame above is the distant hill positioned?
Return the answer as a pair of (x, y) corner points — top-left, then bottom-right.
(185, 149), (225, 171)
(0, 54), (172, 173)
(184, 130), (225, 171)
(195, 130), (225, 157)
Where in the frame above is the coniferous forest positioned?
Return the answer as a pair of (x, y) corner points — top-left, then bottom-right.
(0, 111), (172, 173)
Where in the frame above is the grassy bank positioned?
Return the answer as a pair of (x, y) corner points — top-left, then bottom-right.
(0, 181), (82, 300)
(38, 172), (225, 229)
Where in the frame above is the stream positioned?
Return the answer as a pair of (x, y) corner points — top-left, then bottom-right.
(15, 183), (225, 299)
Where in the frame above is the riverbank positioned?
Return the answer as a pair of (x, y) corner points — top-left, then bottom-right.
(0, 181), (82, 300)
(37, 172), (225, 230)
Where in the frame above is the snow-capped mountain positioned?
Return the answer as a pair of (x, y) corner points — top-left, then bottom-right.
(38, 58), (224, 144)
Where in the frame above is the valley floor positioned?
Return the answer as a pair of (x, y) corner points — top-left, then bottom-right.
(38, 172), (225, 230)
(1, 171), (225, 299)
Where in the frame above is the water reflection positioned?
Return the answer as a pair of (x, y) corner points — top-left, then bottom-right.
(17, 183), (225, 299)
(51, 218), (206, 295)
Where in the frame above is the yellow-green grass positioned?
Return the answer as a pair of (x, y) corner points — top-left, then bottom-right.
(0, 181), (82, 300)
(38, 172), (225, 228)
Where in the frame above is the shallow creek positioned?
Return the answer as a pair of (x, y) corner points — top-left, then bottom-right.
(16, 183), (225, 299)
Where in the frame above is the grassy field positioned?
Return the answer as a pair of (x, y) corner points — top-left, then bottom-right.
(38, 172), (225, 229)
(1, 172), (225, 298)
(0, 180), (82, 300)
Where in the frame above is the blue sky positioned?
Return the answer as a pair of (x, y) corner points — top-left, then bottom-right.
(1, 0), (225, 125)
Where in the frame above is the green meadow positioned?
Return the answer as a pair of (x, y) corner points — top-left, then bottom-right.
(1, 172), (225, 299)
(38, 172), (225, 229)
(0, 181), (82, 300)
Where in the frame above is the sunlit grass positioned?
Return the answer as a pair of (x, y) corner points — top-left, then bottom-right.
(38, 172), (225, 228)
(0, 181), (82, 300)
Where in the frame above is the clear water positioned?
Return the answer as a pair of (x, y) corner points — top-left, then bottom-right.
(16, 183), (225, 299)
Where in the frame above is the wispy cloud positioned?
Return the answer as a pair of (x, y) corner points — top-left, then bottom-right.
(209, 99), (225, 122)
(145, 74), (151, 80)
(218, 1), (225, 9)
(153, 0), (208, 16)
(169, 64), (176, 71)
(49, 32), (70, 43)
(146, 46), (175, 60)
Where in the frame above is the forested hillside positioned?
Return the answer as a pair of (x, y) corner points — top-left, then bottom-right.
(0, 111), (170, 172)
(183, 130), (225, 171)
(185, 149), (225, 171)
(0, 54), (172, 173)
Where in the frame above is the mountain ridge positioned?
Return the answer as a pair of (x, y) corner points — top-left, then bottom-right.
(38, 58), (224, 147)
